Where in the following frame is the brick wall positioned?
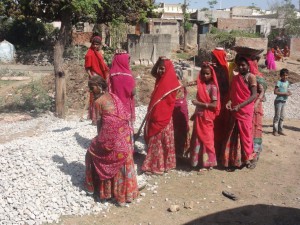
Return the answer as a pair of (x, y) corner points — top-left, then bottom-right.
(72, 32), (93, 47)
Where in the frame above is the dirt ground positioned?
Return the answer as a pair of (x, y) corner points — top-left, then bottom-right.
(57, 119), (300, 225)
(1, 57), (300, 225)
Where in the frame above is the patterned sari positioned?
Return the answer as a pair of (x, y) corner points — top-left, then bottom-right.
(142, 59), (181, 174)
(85, 93), (138, 204)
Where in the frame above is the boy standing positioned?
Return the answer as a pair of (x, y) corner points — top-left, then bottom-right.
(273, 68), (291, 136)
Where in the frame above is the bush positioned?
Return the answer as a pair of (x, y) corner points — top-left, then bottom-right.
(209, 27), (260, 48)
(0, 80), (52, 113)
(0, 18), (57, 50)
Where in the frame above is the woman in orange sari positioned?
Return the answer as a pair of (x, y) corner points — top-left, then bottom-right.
(85, 76), (138, 206)
(274, 46), (283, 62)
(142, 57), (181, 175)
(222, 57), (257, 170)
(85, 36), (109, 124)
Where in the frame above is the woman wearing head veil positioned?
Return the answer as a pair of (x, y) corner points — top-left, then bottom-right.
(142, 57), (181, 175)
(109, 51), (135, 123)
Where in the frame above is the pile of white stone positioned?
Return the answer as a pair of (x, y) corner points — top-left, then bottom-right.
(0, 107), (149, 225)
(263, 82), (300, 119)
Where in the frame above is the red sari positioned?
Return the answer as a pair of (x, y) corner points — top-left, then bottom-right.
(110, 53), (135, 122)
(222, 74), (256, 167)
(85, 93), (138, 204)
(190, 66), (220, 168)
(85, 48), (109, 123)
(212, 49), (230, 159)
(142, 60), (181, 174)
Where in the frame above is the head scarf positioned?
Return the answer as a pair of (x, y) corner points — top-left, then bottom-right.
(197, 63), (220, 118)
(145, 59), (181, 142)
(91, 36), (102, 44)
(212, 48), (229, 82)
(110, 53), (131, 76)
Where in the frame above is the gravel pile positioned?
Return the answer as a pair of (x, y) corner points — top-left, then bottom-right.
(263, 82), (300, 119)
(0, 109), (148, 225)
(1, 83), (299, 224)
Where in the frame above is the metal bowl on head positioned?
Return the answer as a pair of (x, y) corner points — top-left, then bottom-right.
(232, 46), (264, 57)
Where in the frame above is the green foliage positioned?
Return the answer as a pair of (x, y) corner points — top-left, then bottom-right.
(22, 80), (52, 113)
(270, 0), (300, 37)
(209, 28), (260, 48)
(0, 80), (52, 113)
(96, 0), (156, 24)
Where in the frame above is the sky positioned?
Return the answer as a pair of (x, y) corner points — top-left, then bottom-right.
(161, 0), (299, 10)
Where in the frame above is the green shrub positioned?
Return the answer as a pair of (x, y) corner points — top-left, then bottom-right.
(0, 80), (52, 113)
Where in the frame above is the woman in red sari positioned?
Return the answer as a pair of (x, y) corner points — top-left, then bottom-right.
(109, 51), (135, 123)
(211, 48), (230, 161)
(142, 57), (181, 175)
(222, 57), (257, 170)
(189, 63), (220, 171)
(85, 36), (109, 124)
(85, 76), (138, 206)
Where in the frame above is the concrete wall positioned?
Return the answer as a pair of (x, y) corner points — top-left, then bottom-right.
(235, 37), (268, 54)
(255, 18), (279, 36)
(127, 34), (172, 64)
(217, 18), (256, 32)
(186, 23), (198, 48)
(231, 7), (253, 17)
(195, 10), (230, 23)
(289, 38), (300, 59)
(148, 19), (180, 50)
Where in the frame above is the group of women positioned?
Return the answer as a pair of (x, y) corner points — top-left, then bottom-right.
(265, 45), (290, 71)
(83, 36), (267, 206)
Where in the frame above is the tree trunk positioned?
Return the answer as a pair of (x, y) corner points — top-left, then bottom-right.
(54, 11), (72, 118)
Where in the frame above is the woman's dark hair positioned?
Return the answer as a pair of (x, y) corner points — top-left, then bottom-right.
(200, 63), (211, 75)
(237, 56), (250, 66)
(88, 76), (108, 91)
(280, 68), (289, 76)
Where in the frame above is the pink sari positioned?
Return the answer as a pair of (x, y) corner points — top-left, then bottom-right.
(110, 53), (135, 122)
(266, 50), (276, 70)
(87, 93), (132, 180)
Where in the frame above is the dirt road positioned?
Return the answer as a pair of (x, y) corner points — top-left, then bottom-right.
(57, 119), (300, 225)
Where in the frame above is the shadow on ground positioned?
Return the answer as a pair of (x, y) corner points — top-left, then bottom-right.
(74, 132), (91, 149)
(52, 155), (85, 190)
(183, 204), (300, 225)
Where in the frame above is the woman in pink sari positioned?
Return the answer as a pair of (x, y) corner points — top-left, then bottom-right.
(85, 76), (138, 206)
(222, 57), (257, 170)
(109, 51), (135, 123)
(266, 48), (276, 71)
